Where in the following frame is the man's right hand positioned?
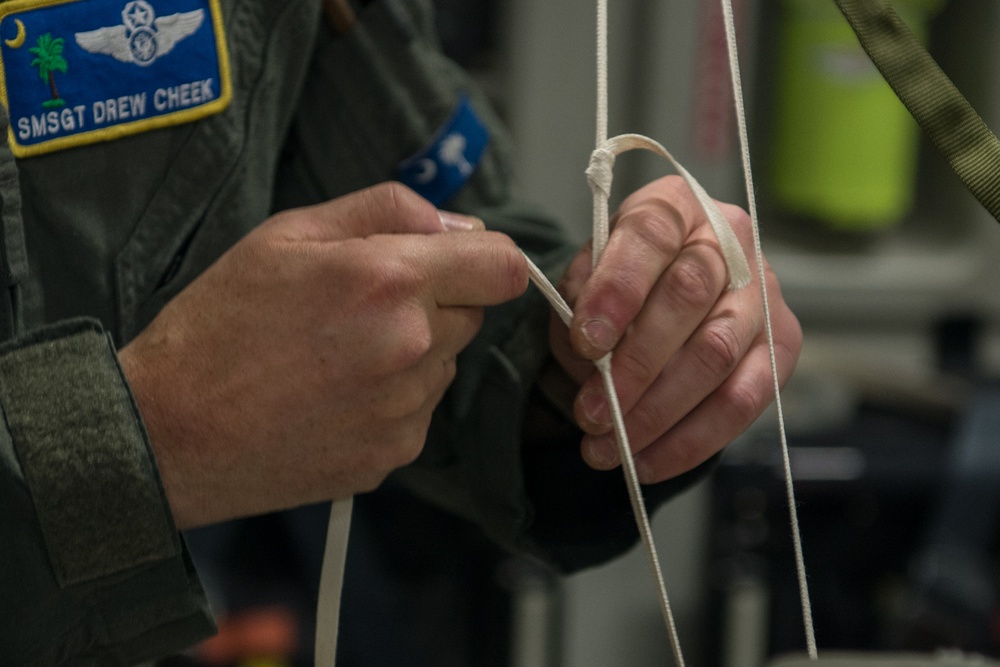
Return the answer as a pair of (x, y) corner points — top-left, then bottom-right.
(118, 183), (529, 530)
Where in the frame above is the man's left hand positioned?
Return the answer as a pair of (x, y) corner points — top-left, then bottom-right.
(549, 175), (802, 483)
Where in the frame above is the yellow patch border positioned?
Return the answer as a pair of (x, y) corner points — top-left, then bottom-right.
(0, 0), (233, 158)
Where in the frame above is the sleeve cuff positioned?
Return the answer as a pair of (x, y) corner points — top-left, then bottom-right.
(0, 318), (214, 663)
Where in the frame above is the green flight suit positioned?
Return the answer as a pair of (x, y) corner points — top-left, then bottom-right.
(0, 0), (710, 663)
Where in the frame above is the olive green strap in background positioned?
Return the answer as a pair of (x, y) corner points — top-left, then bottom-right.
(833, 0), (1000, 224)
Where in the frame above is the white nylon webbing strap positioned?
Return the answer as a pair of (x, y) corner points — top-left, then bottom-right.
(315, 496), (354, 667)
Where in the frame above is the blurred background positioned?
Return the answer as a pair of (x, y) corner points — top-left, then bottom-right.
(163, 0), (1000, 665)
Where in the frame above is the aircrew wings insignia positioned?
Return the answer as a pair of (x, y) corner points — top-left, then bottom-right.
(75, 1), (204, 66)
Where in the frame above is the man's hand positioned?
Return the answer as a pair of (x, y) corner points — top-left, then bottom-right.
(119, 183), (529, 530)
(549, 175), (802, 483)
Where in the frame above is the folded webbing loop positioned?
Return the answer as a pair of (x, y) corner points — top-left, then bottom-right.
(833, 0), (1000, 224)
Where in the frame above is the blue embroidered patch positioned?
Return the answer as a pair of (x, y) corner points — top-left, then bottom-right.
(397, 95), (490, 206)
(0, 0), (231, 158)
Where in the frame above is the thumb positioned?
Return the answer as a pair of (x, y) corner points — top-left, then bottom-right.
(280, 182), (483, 241)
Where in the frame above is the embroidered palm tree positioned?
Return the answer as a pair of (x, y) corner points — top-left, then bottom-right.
(29, 33), (67, 109)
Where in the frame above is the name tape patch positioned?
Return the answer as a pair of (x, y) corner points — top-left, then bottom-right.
(0, 0), (232, 157)
(397, 95), (490, 207)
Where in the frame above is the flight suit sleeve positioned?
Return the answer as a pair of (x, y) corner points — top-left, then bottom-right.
(270, 0), (714, 575)
(0, 320), (216, 664)
(0, 99), (214, 663)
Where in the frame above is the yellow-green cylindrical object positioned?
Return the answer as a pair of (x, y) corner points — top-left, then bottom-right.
(768, 0), (943, 230)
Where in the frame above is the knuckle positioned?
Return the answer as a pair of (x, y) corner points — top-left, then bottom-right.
(446, 308), (485, 357)
(721, 376), (769, 429)
(389, 417), (431, 468)
(778, 315), (803, 368)
(361, 182), (437, 234)
(659, 174), (690, 198)
(397, 433), (425, 467)
(464, 307), (486, 340)
(350, 460), (394, 493)
(717, 201), (753, 238)
(389, 323), (434, 372)
(379, 357), (456, 424)
(378, 378), (427, 422)
(439, 356), (458, 388)
(694, 318), (744, 379)
(370, 255), (425, 304)
(382, 361), (454, 467)
(371, 181), (416, 213)
(628, 207), (684, 259)
(354, 472), (389, 496)
(613, 272), (648, 319)
(361, 420), (426, 480)
(615, 344), (659, 390)
(628, 400), (664, 445)
(622, 174), (688, 211)
(664, 254), (720, 311)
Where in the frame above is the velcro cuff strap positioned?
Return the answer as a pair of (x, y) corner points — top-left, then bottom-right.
(0, 318), (178, 587)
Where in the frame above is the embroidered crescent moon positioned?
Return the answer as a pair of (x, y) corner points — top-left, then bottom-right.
(5, 19), (26, 49)
(413, 158), (437, 184)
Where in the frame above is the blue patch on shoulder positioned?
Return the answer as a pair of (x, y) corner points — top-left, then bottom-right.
(397, 95), (490, 207)
(0, 0), (231, 157)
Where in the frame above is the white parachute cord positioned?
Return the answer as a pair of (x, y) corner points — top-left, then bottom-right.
(594, 0), (682, 662)
(593, 0), (611, 261)
(719, 0), (818, 658)
(522, 250), (685, 667)
(596, 0), (609, 148)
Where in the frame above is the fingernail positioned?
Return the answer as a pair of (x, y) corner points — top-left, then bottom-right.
(582, 318), (617, 353)
(586, 435), (618, 467)
(579, 389), (610, 426)
(439, 211), (484, 232)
